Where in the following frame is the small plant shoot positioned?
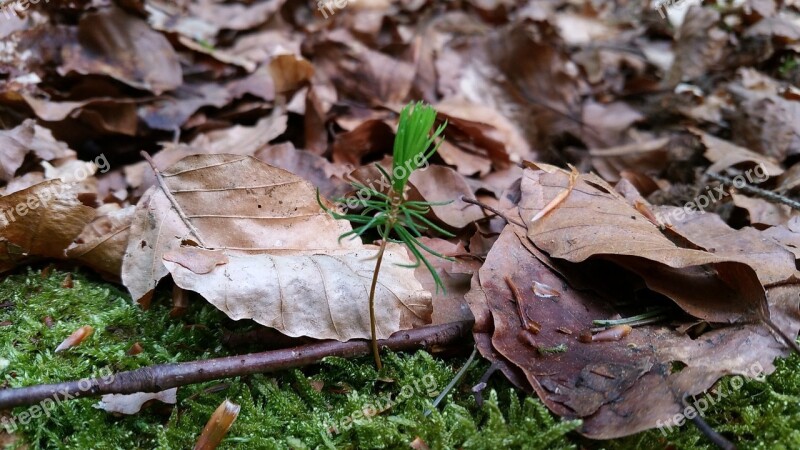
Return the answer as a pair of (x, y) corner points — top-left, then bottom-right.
(318, 101), (453, 369)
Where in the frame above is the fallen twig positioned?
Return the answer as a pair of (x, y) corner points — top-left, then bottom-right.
(460, 196), (526, 228)
(0, 321), (473, 410)
(706, 172), (800, 210)
(689, 408), (737, 450)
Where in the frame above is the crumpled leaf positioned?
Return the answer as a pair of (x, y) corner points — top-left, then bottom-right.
(466, 225), (800, 438)
(60, 6), (182, 94)
(691, 128), (783, 177)
(519, 164), (768, 324)
(67, 205), (135, 278)
(0, 181), (96, 273)
(655, 205), (798, 285)
(0, 119), (74, 182)
(121, 154), (431, 340)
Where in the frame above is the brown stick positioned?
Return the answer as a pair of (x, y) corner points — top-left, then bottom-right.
(461, 196), (526, 228)
(0, 321), (473, 410)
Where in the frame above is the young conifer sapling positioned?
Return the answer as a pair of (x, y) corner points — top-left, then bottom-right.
(318, 101), (453, 369)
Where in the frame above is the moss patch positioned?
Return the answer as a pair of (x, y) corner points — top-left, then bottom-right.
(0, 268), (798, 449)
(0, 269), (580, 449)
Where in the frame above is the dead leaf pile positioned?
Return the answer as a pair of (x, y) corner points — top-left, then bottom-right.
(1, 0), (800, 442)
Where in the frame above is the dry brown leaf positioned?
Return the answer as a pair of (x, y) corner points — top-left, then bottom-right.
(254, 142), (351, 200)
(0, 181), (96, 273)
(165, 246), (430, 340)
(189, 112), (288, 156)
(666, 6), (728, 86)
(121, 154), (431, 340)
(466, 226), (800, 438)
(0, 119), (75, 182)
(351, 162), (486, 230)
(60, 6), (182, 94)
(519, 165), (768, 324)
(589, 138), (670, 183)
(654, 205), (798, 285)
(440, 21), (582, 158)
(732, 193), (800, 227)
(729, 80), (800, 161)
(331, 119), (394, 165)
(67, 205), (135, 278)
(309, 29), (415, 105)
(691, 128), (784, 176)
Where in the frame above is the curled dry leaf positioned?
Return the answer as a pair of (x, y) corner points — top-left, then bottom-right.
(0, 119), (75, 182)
(732, 193), (800, 227)
(66, 205), (135, 278)
(121, 154), (431, 340)
(194, 399), (240, 450)
(0, 181), (96, 273)
(654, 205), (798, 285)
(95, 388), (178, 415)
(589, 138), (670, 183)
(690, 128), (784, 177)
(55, 325), (93, 352)
(519, 164), (768, 324)
(60, 6), (182, 94)
(466, 226), (800, 438)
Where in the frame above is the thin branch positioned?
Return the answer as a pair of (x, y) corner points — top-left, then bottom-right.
(689, 411), (737, 450)
(460, 196), (525, 227)
(707, 172), (800, 211)
(762, 317), (800, 356)
(424, 346), (477, 416)
(0, 321), (473, 410)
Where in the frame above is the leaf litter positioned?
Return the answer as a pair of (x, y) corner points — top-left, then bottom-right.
(1, 0), (800, 447)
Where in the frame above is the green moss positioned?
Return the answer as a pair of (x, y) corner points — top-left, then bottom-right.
(3, 268), (799, 449)
(0, 269), (580, 449)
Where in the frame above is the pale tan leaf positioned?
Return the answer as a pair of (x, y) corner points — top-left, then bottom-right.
(164, 246), (431, 340)
(690, 128), (784, 177)
(96, 388), (178, 415)
(67, 205), (136, 278)
(121, 154), (430, 340)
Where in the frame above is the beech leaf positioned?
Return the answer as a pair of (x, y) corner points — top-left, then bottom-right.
(121, 154), (431, 340)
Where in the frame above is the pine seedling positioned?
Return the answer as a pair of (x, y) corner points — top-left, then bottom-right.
(317, 101), (453, 370)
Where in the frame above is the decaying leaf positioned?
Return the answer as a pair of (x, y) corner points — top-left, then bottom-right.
(122, 154), (431, 340)
(519, 164), (768, 324)
(60, 6), (182, 94)
(0, 120), (75, 182)
(95, 388), (178, 415)
(466, 226), (800, 438)
(67, 205), (136, 278)
(0, 181), (96, 273)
